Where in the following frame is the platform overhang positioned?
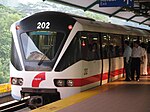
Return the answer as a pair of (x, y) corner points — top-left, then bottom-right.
(46, 0), (150, 26)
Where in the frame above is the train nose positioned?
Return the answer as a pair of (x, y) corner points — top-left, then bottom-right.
(28, 96), (43, 108)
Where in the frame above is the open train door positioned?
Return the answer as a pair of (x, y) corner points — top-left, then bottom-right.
(98, 33), (124, 84)
(101, 34), (124, 83)
(101, 33), (110, 84)
(80, 32), (102, 91)
(108, 34), (124, 82)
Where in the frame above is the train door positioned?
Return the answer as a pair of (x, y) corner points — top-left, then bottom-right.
(80, 31), (101, 90)
(101, 33), (123, 83)
(109, 34), (123, 82)
(101, 33), (109, 84)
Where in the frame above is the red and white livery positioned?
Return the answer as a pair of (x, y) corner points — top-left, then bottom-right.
(10, 11), (150, 108)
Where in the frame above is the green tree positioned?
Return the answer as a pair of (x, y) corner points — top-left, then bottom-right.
(85, 11), (108, 22)
(0, 5), (24, 83)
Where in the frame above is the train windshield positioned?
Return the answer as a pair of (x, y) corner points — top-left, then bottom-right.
(20, 31), (64, 61)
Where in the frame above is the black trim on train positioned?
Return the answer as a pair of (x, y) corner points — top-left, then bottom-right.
(15, 11), (76, 71)
(11, 38), (22, 71)
(55, 31), (124, 72)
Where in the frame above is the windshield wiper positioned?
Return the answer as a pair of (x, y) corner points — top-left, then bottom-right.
(38, 44), (53, 66)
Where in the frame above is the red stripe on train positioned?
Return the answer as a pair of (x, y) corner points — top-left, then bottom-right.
(73, 68), (123, 87)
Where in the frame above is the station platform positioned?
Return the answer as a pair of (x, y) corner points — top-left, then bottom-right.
(32, 75), (150, 112)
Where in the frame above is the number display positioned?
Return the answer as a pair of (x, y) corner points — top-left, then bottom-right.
(37, 22), (50, 29)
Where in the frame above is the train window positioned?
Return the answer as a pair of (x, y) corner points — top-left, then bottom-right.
(20, 31), (64, 61)
(101, 33), (123, 59)
(139, 36), (149, 44)
(55, 32), (81, 71)
(124, 35), (132, 48)
(124, 35), (130, 41)
(126, 36), (138, 48)
(101, 33), (109, 59)
(80, 32), (100, 61)
(109, 34), (122, 57)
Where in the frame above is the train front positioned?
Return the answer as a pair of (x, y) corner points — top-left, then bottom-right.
(10, 11), (77, 107)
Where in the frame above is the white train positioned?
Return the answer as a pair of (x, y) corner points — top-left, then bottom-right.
(10, 11), (150, 108)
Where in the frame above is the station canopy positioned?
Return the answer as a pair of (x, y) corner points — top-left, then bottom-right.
(47, 0), (150, 26)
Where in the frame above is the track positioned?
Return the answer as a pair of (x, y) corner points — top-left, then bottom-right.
(0, 98), (29, 112)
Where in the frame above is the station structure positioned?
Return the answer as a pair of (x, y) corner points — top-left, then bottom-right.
(48, 0), (150, 26)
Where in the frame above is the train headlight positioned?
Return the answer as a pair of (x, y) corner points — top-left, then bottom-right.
(11, 78), (18, 85)
(11, 77), (23, 86)
(54, 79), (74, 87)
(56, 80), (65, 87)
(67, 80), (74, 87)
(18, 78), (23, 86)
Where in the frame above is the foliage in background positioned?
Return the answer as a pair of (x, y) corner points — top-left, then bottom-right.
(0, 5), (24, 83)
(85, 11), (108, 22)
(15, 1), (108, 22)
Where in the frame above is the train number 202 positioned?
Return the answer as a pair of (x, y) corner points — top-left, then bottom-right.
(37, 22), (50, 29)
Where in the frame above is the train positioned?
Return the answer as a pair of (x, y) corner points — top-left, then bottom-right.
(10, 11), (150, 108)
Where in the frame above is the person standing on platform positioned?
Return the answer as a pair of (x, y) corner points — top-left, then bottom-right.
(131, 41), (143, 81)
(147, 41), (150, 74)
(123, 41), (132, 81)
(140, 43), (148, 76)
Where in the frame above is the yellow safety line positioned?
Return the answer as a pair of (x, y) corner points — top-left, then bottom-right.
(32, 77), (150, 112)
(32, 83), (119, 112)
(0, 83), (11, 94)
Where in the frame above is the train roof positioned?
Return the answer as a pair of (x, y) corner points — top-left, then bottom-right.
(62, 11), (149, 37)
(72, 17), (150, 37)
(15, 11), (150, 37)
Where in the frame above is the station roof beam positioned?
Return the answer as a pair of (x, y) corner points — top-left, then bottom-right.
(84, 0), (98, 11)
(140, 18), (150, 25)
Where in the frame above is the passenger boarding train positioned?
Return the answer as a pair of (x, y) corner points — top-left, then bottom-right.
(10, 11), (150, 108)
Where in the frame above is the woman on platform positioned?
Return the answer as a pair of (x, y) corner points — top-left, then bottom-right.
(140, 43), (148, 75)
